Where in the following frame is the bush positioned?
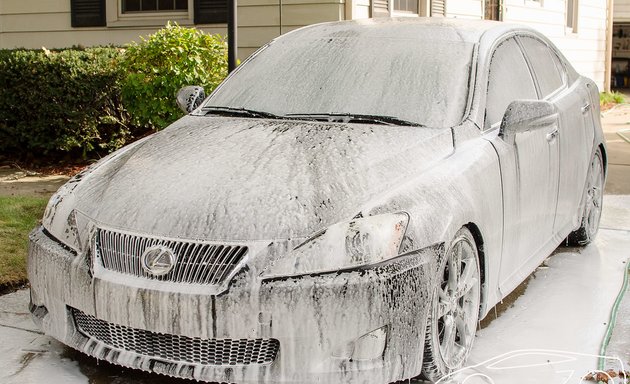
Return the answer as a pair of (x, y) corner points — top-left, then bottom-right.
(0, 24), (228, 161)
(0, 47), (140, 160)
(120, 22), (228, 129)
(600, 91), (625, 106)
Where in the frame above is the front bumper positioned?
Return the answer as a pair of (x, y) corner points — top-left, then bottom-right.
(28, 226), (438, 383)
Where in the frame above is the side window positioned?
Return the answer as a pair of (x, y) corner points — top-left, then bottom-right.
(519, 36), (566, 98)
(486, 38), (538, 127)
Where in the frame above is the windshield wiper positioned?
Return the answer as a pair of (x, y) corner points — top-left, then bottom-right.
(201, 105), (283, 119)
(200, 108), (423, 126)
(285, 113), (424, 127)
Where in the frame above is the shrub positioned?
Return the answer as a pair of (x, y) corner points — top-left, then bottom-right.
(0, 47), (140, 160)
(120, 22), (228, 129)
(600, 91), (625, 106)
(0, 24), (228, 161)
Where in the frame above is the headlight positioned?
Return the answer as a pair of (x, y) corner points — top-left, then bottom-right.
(261, 212), (409, 279)
(42, 190), (81, 252)
(41, 136), (151, 252)
(42, 207), (90, 253)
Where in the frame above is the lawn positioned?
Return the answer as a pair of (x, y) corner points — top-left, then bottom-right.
(0, 196), (48, 288)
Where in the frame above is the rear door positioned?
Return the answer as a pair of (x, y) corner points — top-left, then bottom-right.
(517, 36), (590, 234)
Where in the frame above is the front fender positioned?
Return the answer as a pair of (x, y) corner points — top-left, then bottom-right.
(358, 127), (503, 317)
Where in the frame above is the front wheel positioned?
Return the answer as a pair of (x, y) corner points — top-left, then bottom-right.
(422, 227), (481, 382)
(567, 148), (604, 246)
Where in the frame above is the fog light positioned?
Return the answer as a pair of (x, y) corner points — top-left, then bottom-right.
(28, 289), (48, 324)
(332, 325), (388, 361)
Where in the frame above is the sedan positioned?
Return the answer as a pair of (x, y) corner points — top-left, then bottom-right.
(28, 17), (606, 384)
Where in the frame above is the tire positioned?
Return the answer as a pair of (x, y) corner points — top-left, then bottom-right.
(567, 148), (604, 246)
(422, 227), (481, 382)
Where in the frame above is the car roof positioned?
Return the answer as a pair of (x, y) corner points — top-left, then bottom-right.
(280, 17), (531, 45)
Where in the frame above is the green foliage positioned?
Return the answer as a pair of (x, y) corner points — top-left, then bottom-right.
(120, 22), (228, 129)
(0, 47), (140, 160)
(0, 24), (228, 160)
(600, 91), (626, 106)
(0, 196), (47, 287)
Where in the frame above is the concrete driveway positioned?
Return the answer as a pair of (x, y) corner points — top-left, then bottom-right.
(602, 103), (630, 195)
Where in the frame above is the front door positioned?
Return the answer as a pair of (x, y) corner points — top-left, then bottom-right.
(484, 37), (560, 293)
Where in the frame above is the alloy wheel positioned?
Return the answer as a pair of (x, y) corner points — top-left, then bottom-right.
(584, 152), (604, 239)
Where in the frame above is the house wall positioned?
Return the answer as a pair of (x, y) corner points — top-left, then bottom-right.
(437, 0), (606, 90)
(614, 0), (630, 22)
(446, 0), (483, 19)
(0, 0), (344, 60)
(502, 0), (607, 92)
(0, 0), (606, 89)
(351, 0), (371, 19)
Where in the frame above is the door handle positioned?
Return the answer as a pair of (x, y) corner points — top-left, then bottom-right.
(546, 128), (558, 142)
(581, 103), (591, 114)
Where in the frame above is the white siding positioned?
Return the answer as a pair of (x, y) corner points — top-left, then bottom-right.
(446, 0), (483, 18)
(424, 0), (606, 89)
(614, 0), (630, 22)
(352, 0), (372, 19)
(502, 0), (607, 90)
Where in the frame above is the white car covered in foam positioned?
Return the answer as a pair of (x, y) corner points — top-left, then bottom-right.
(28, 17), (606, 383)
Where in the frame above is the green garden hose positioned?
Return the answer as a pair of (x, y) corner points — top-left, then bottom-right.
(598, 258), (630, 372)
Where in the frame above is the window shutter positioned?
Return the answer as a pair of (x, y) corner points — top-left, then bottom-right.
(431, 0), (446, 17)
(71, 0), (106, 27)
(371, 0), (390, 17)
(194, 0), (228, 24)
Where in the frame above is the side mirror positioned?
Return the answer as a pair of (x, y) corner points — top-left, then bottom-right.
(176, 86), (206, 114)
(499, 100), (558, 143)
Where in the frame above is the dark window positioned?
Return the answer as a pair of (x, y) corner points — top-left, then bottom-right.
(194, 0), (228, 24)
(124, 0), (141, 11)
(71, 0), (106, 27)
(486, 38), (537, 127)
(123, 0), (188, 12)
(484, 0), (500, 21)
(519, 37), (565, 98)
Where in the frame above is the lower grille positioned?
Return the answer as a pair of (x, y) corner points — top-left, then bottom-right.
(71, 308), (279, 366)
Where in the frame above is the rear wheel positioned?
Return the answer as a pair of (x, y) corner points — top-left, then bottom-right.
(422, 227), (481, 382)
(567, 149), (604, 246)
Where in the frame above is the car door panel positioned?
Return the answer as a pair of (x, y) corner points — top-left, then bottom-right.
(483, 37), (560, 295)
(552, 83), (590, 233)
(517, 36), (590, 236)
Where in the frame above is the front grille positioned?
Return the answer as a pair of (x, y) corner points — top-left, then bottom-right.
(95, 228), (248, 285)
(72, 308), (280, 366)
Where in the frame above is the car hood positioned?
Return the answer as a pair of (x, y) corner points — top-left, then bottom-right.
(66, 116), (453, 241)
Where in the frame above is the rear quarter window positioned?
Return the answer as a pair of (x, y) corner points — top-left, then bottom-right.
(518, 36), (566, 98)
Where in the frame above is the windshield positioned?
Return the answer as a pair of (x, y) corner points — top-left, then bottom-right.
(205, 35), (475, 128)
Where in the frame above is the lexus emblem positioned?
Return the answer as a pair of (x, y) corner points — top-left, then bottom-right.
(141, 245), (176, 276)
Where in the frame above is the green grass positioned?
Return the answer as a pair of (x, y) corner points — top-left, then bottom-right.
(600, 91), (626, 105)
(0, 196), (47, 287)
